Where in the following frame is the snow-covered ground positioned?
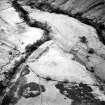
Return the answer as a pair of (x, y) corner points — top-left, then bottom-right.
(29, 9), (103, 51)
(27, 42), (95, 84)
(0, 8), (43, 53)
